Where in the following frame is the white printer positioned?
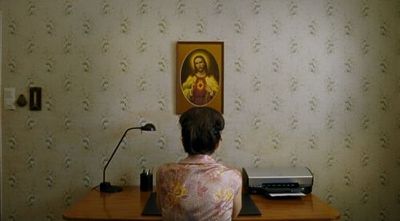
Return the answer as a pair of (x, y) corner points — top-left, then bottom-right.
(243, 167), (313, 197)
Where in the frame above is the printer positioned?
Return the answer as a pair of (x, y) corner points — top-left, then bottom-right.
(243, 167), (313, 197)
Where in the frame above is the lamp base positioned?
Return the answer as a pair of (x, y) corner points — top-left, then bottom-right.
(100, 182), (122, 193)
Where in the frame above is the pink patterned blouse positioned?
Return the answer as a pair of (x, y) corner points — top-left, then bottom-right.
(156, 154), (242, 221)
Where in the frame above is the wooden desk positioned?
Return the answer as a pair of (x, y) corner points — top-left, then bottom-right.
(63, 186), (340, 221)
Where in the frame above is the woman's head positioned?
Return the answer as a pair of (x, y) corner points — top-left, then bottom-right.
(179, 107), (225, 155)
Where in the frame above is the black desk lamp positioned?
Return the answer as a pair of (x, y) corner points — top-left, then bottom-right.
(100, 123), (156, 193)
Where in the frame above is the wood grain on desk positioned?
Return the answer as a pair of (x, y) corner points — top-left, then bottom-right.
(63, 186), (340, 221)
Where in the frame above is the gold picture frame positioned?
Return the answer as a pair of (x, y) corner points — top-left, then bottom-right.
(176, 41), (224, 114)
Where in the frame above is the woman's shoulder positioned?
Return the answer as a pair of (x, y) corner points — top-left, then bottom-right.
(218, 163), (242, 179)
(158, 162), (179, 170)
(157, 162), (189, 173)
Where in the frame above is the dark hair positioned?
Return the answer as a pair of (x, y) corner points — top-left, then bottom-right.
(179, 107), (225, 155)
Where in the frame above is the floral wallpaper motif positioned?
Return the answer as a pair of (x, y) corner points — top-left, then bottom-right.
(1, 0), (400, 220)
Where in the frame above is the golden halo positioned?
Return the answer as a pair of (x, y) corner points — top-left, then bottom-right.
(189, 50), (211, 71)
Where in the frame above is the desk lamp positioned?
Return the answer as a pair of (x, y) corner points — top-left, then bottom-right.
(100, 123), (156, 193)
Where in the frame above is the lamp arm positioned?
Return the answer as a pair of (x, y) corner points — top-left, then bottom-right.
(102, 127), (141, 183)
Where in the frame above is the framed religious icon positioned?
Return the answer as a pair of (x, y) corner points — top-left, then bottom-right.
(176, 41), (224, 114)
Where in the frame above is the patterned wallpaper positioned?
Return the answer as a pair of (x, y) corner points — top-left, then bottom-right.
(1, 0), (400, 220)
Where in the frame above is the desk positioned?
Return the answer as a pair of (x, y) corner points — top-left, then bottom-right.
(63, 186), (340, 221)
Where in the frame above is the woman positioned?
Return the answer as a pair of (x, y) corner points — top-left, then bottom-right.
(156, 107), (242, 221)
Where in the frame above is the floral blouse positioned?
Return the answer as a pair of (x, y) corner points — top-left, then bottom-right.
(156, 155), (242, 221)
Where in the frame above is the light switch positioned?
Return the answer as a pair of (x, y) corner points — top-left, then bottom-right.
(29, 87), (42, 111)
(4, 87), (16, 110)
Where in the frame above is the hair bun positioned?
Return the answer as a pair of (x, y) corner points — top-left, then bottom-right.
(214, 119), (224, 131)
(210, 127), (219, 136)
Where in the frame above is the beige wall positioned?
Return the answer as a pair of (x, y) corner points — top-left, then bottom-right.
(1, 0), (400, 220)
